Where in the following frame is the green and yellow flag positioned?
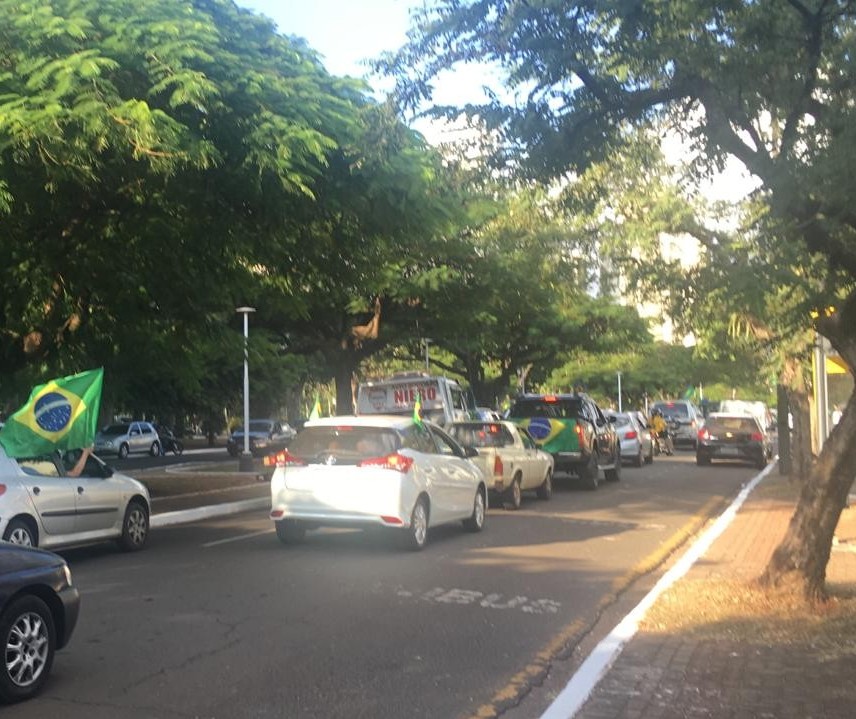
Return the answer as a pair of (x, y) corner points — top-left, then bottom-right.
(309, 392), (322, 420)
(0, 368), (104, 458)
(413, 391), (423, 426)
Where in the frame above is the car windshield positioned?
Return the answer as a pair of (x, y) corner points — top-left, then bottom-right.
(288, 426), (401, 463)
(654, 403), (689, 418)
(248, 421), (273, 433)
(510, 398), (583, 419)
(706, 416), (759, 433)
(101, 424), (130, 435)
(448, 423), (512, 448)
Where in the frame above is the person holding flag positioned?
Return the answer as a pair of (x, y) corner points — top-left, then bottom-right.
(0, 368), (104, 462)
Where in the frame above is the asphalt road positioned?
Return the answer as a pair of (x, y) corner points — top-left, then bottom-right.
(5, 453), (760, 719)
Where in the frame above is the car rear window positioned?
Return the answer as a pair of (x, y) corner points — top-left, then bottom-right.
(706, 417), (759, 433)
(653, 402), (689, 418)
(510, 398), (583, 419)
(448, 423), (514, 448)
(288, 426), (401, 463)
(247, 421), (273, 433)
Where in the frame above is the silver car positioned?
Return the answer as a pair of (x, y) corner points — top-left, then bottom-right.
(606, 411), (653, 467)
(651, 400), (705, 448)
(95, 421), (161, 459)
(0, 446), (151, 551)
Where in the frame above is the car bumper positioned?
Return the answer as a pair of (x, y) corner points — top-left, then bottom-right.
(697, 444), (764, 463)
(56, 584), (81, 650)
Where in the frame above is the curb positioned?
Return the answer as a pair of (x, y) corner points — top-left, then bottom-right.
(151, 497), (269, 528)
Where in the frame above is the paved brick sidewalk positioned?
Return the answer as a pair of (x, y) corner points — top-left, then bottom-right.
(574, 473), (856, 719)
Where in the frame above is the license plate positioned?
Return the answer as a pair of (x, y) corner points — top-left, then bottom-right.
(718, 446), (739, 457)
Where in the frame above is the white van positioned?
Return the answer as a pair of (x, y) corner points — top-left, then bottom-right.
(356, 373), (475, 426)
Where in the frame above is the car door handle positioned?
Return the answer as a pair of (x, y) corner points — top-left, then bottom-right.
(33, 486), (40, 495)
(77, 486), (85, 494)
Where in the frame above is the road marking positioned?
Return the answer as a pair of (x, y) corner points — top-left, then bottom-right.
(203, 529), (271, 548)
(396, 587), (561, 615)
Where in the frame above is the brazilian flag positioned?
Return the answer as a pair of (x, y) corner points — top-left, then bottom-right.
(0, 368), (104, 458)
(413, 391), (423, 426)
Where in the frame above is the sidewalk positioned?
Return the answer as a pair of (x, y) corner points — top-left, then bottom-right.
(572, 469), (856, 719)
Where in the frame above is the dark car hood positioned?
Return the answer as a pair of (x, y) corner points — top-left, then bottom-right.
(0, 544), (66, 573)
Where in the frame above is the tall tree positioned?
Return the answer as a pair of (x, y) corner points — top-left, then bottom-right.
(382, 0), (856, 599)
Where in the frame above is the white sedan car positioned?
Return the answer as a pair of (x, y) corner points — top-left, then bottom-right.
(0, 446), (150, 552)
(268, 415), (487, 550)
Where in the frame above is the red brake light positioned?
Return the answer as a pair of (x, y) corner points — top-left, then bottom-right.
(0, 484), (5, 496)
(358, 452), (414, 473)
(264, 450), (305, 467)
(750, 432), (763, 442)
(493, 455), (504, 477)
(625, 431), (638, 440)
(574, 423), (585, 446)
(544, 395), (558, 403)
(698, 428), (709, 441)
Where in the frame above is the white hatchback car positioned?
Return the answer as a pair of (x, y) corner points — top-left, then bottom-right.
(268, 415), (487, 550)
(0, 446), (151, 552)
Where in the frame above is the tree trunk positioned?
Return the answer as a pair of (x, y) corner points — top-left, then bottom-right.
(780, 356), (814, 481)
(334, 356), (357, 415)
(760, 387), (856, 599)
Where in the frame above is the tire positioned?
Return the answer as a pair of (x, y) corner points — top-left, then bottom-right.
(275, 519), (306, 545)
(118, 500), (149, 551)
(645, 444), (654, 464)
(149, 442), (160, 457)
(633, 447), (644, 468)
(118, 443), (129, 459)
(756, 455), (768, 470)
(403, 497), (429, 550)
(536, 469), (553, 501)
(604, 455), (621, 482)
(580, 453), (599, 490)
(503, 475), (522, 510)
(463, 488), (486, 532)
(2, 518), (37, 548)
(0, 595), (56, 703)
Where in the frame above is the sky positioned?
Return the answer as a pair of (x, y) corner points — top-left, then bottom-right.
(235, 0), (756, 202)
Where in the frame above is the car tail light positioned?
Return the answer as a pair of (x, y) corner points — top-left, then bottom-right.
(575, 423), (585, 447)
(625, 431), (638, 440)
(381, 516), (403, 525)
(750, 432), (763, 442)
(358, 452), (414, 473)
(263, 450), (306, 467)
(0, 484), (5, 496)
(690, 420), (697, 428)
(493, 455), (504, 477)
(698, 428), (710, 441)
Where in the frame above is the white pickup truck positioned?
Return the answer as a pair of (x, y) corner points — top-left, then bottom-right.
(448, 420), (555, 510)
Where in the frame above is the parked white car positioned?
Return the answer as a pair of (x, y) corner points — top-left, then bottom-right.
(448, 420), (554, 509)
(268, 415), (487, 550)
(0, 446), (150, 551)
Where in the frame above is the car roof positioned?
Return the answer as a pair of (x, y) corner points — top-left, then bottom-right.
(305, 415), (417, 430)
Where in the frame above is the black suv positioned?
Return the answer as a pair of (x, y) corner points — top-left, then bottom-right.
(507, 393), (621, 489)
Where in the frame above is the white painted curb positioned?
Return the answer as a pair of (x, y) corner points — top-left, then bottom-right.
(151, 497), (269, 528)
(540, 461), (778, 719)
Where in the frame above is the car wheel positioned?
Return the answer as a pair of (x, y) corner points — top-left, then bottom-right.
(2, 518), (37, 548)
(580, 453), (599, 490)
(756, 455), (768, 470)
(118, 443), (129, 459)
(149, 442), (160, 457)
(645, 444), (654, 464)
(633, 447), (644, 468)
(0, 595), (56, 703)
(275, 519), (306, 545)
(696, 454), (711, 466)
(605, 448), (621, 482)
(118, 500), (149, 551)
(503, 475), (522, 510)
(536, 469), (553, 501)
(463, 488), (486, 532)
(403, 497), (429, 550)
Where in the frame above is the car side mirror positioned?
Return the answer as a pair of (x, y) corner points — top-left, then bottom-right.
(608, 416), (617, 423)
(464, 446), (479, 458)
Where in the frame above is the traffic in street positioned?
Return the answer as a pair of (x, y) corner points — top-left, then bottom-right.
(3, 453), (761, 719)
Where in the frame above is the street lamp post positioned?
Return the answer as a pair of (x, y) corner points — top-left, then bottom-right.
(236, 306), (256, 472)
(422, 338), (432, 372)
(617, 371), (623, 412)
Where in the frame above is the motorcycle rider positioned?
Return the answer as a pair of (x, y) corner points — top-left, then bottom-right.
(650, 408), (674, 456)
